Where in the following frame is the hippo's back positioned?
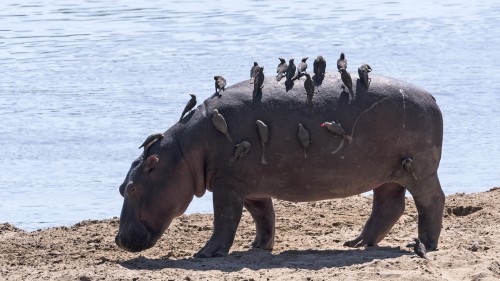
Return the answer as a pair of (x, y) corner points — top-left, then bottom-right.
(199, 72), (442, 200)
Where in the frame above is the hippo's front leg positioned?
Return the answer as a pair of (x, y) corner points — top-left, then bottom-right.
(194, 187), (244, 258)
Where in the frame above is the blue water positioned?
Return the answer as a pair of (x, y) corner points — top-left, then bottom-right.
(1, 0), (499, 231)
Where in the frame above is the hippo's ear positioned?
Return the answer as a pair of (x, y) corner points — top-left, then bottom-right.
(144, 155), (159, 174)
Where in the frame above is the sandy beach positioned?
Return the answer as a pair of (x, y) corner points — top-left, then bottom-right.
(1, 188), (499, 280)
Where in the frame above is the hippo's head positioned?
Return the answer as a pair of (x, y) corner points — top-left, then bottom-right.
(115, 136), (197, 252)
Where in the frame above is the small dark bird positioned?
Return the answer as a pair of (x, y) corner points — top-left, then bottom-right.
(139, 133), (164, 157)
(304, 73), (314, 104)
(297, 123), (311, 158)
(139, 133), (164, 150)
(250, 62), (259, 83)
(212, 109), (232, 143)
(402, 157), (418, 180)
(276, 58), (287, 82)
(413, 238), (428, 259)
(285, 58), (296, 82)
(179, 94), (197, 121)
(321, 121), (353, 143)
(214, 76), (226, 96)
(230, 140), (251, 164)
(313, 55), (326, 77)
(337, 52), (347, 71)
(256, 120), (269, 165)
(253, 66), (265, 98)
(293, 57), (308, 80)
(358, 64), (372, 88)
(340, 68), (354, 99)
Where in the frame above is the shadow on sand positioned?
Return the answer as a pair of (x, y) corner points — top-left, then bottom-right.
(119, 246), (411, 272)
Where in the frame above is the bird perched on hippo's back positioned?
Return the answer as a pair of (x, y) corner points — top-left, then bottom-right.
(293, 57), (308, 80)
(297, 123), (311, 158)
(179, 94), (197, 121)
(276, 58), (287, 82)
(212, 109), (233, 143)
(358, 64), (372, 88)
(337, 52), (347, 71)
(256, 120), (269, 165)
(340, 68), (354, 99)
(313, 55), (326, 84)
(230, 140), (251, 164)
(253, 66), (265, 98)
(285, 58), (296, 82)
(285, 58), (297, 92)
(250, 62), (259, 84)
(214, 75), (226, 96)
(139, 133), (164, 158)
(321, 121), (353, 143)
(303, 73), (315, 105)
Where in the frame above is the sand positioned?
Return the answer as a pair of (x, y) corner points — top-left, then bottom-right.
(1, 188), (499, 280)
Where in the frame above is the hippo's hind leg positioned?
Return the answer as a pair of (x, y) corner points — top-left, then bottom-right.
(244, 198), (275, 250)
(344, 183), (405, 247)
(194, 188), (244, 258)
(406, 174), (445, 250)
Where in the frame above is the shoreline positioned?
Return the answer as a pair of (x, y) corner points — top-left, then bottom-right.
(1, 188), (499, 280)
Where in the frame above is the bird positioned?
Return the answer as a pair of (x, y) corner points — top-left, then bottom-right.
(139, 133), (164, 157)
(250, 62), (259, 83)
(293, 57), (308, 80)
(321, 121), (353, 143)
(230, 140), (251, 164)
(253, 66), (265, 98)
(212, 109), (233, 143)
(358, 64), (372, 88)
(256, 120), (269, 165)
(285, 58), (296, 82)
(413, 238), (428, 259)
(276, 58), (287, 81)
(337, 52), (347, 71)
(313, 55), (326, 78)
(214, 76), (226, 96)
(297, 123), (311, 158)
(402, 157), (418, 180)
(179, 94), (197, 121)
(340, 68), (354, 99)
(304, 73), (315, 104)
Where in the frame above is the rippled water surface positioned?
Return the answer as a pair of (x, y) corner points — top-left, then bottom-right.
(1, 0), (499, 230)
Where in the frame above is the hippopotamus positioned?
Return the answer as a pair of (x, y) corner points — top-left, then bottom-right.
(115, 72), (444, 258)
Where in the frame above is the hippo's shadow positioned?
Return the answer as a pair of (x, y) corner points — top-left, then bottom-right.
(118, 246), (410, 272)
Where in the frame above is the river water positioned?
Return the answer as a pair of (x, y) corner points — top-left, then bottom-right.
(1, 0), (499, 231)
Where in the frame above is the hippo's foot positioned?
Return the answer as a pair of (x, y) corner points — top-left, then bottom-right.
(343, 237), (373, 248)
(194, 243), (229, 258)
(244, 198), (275, 251)
(344, 183), (406, 248)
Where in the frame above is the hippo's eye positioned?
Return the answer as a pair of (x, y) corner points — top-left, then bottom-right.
(127, 185), (138, 197)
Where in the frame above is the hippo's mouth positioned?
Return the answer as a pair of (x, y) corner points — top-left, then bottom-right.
(115, 220), (160, 252)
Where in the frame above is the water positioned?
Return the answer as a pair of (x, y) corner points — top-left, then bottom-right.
(1, 0), (499, 231)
